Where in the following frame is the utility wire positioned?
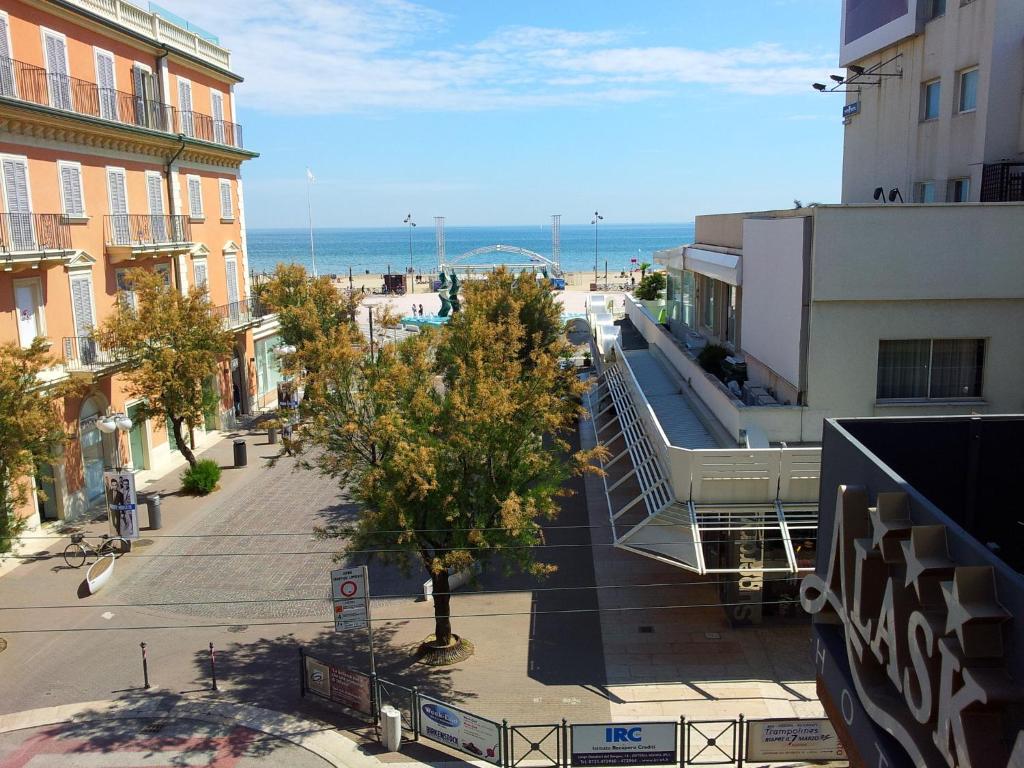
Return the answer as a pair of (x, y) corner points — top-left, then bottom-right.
(0, 598), (804, 634)
(0, 575), (807, 612)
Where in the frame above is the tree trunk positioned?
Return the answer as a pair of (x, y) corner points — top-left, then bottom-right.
(171, 416), (197, 467)
(431, 568), (453, 646)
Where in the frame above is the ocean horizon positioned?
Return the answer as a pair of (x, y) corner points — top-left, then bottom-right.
(246, 222), (696, 277)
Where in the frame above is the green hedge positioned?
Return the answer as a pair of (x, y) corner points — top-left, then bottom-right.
(181, 458), (222, 495)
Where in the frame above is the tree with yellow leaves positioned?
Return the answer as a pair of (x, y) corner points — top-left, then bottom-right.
(296, 269), (601, 660)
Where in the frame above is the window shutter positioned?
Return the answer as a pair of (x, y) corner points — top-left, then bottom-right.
(44, 33), (70, 110)
(211, 91), (225, 144)
(0, 15), (15, 97)
(3, 158), (34, 250)
(70, 277), (94, 337)
(146, 173), (167, 241)
(219, 180), (233, 219)
(177, 78), (193, 136)
(107, 168), (129, 245)
(225, 258), (239, 304)
(60, 164), (84, 217)
(131, 64), (147, 126)
(96, 51), (117, 120)
(193, 260), (208, 290)
(188, 176), (203, 217)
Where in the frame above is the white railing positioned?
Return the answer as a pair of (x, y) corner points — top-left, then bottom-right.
(65, 0), (231, 70)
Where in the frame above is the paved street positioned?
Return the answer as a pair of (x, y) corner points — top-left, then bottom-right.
(0, 409), (821, 765)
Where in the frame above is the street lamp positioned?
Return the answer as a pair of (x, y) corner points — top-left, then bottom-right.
(97, 411), (133, 470)
(365, 302), (379, 363)
(403, 213), (416, 276)
(591, 211), (603, 283)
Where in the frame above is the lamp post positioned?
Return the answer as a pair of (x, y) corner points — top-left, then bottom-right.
(591, 211), (603, 284)
(403, 213), (416, 277)
(97, 412), (133, 470)
(365, 303), (378, 363)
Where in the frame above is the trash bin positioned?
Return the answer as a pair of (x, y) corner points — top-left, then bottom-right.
(268, 427), (278, 444)
(233, 439), (247, 467)
(146, 494), (162, 530)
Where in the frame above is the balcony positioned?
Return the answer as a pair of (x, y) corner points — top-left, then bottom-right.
(176, 110), (244, 149)
(0, 56), (172, 133)
(104, 214), (192, 262)
(62, 336), (132, 377)
(0, 56), (246, 150)
(0, 213), (74, 270)
(980, 162), (1024, 202)
(210, 297), (272, 331)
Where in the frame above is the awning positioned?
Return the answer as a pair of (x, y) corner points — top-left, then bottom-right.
(684, 247), (741, 286)
(653, 246), (685, 271)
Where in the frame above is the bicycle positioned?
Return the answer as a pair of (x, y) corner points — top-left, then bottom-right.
(63, 532), (131, 569)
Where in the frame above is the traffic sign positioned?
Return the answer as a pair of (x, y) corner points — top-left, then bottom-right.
(331, 567), (369, 632)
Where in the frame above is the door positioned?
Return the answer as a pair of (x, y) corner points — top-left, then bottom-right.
(126, 402), (148, 470)
(225, 257), (239, 320)
(79, 398), (108, 509)
(95, 49), (117, 120)
(35, 462), (58, 521)
(211, 91), (225, 144)
(69, 276), (96, 363)
(2, 157), (34, 251)
(177, 78), (193, 137)
(14, 280), (42, 347)
(131, 64), (157, 127)
(43, 31), (71, 110)
(107, 168), (129, 245)
(146, 172), (167, 242)
(0, 14), (15, 97)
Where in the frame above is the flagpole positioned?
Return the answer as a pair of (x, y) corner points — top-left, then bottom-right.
(306, 168), (317, 277)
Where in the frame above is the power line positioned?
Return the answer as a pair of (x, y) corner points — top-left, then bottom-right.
(0, 598), (804, 634)
(0, 575), (806, 612)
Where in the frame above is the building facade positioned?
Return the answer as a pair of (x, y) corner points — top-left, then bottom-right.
(838, 0), (1024, 203)
(0, 0), (265, 528)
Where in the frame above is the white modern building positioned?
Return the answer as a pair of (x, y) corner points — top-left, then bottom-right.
(835, 0), (1024, 203)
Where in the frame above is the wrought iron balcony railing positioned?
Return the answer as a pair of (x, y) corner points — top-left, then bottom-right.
(980, 162), (1024, 202)
(104, 214), (192, 248)
(175, 109), (244, 148)
(0, 55), (173, 132)
(0, 213), (72, 255)
(62, 336), (132, 373)
(209, 297), (271, 329)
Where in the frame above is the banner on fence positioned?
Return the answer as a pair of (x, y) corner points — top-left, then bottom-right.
(418, 695), (502, 765)
(571, 723), (677, 766)
(744, 718), (846, 762)
(303, 654), (373, 715)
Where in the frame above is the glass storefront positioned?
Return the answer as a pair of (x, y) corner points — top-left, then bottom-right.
(255, 334), (284, 398)
(79, 397), (112, 509)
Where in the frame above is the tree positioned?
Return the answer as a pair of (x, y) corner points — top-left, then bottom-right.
(258, 263), (361, 354)
(638, 261), (651, 279)
(634, 271), (666, 300)
(0, 339), (76, 552)
(93, 269), (233, 467)
(296, 271), (602, 657)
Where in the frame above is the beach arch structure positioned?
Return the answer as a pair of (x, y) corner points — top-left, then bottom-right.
(441, 244), (563, 278)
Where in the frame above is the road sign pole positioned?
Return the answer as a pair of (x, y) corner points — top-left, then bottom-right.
(364, 564), (376, 677)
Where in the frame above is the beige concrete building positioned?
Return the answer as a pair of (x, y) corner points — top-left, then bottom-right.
(837, 0), (1024, 203)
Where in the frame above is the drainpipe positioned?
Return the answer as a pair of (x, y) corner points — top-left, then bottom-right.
(166, 135), (187, 290)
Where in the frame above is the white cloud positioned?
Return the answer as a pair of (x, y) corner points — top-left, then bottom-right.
(162, 0), (838, 113)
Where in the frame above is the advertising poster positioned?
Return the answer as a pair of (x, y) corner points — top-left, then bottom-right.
(104, 469), (139, 540)
(571, 723), (677, 767)
(303, 655), (373, 715)
(744, 719), (846, 762)
(418, 696), (502, 765)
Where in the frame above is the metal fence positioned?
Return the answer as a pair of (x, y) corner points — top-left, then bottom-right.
(298, 649), (845, 768)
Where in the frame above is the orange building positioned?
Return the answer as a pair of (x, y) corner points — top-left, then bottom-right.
(0, 0), (265, 528)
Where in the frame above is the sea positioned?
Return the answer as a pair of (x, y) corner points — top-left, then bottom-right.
(246, 223), (695, 277)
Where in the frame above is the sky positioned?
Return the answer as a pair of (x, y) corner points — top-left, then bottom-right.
(165, 0), (845, 227)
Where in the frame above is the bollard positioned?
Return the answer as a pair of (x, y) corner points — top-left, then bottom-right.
(232, 439), (247, 468)
(380, 705), (402, 752)
(146, 494), (162, 530)
(140, 641), (150, 689)
(209, 642), (219, 691)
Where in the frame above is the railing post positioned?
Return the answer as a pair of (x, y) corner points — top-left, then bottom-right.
(140, 641), (150, 689)
(411, 686), (419, 741)
(502, 719), (509, 768)
(208, 641), (219, 692)
(562, 718), (568, 768)
(680, 716), (686, 768)
(736, 714), (744, 768)
(298, 647), (306, 698)
(369, 672), (377, 719)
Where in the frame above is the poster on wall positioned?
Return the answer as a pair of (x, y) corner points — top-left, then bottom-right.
(418, 695), (502, 765)
(302, 655), (373, 715)
(104, 469), (139, 540)
(744, 719), (846, 763)
(571, 723), (678, 767)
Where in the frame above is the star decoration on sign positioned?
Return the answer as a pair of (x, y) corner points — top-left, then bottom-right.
(869, 492), (913, 563)
(941, 565), (1010, 659)
(901, 524), (955, 606)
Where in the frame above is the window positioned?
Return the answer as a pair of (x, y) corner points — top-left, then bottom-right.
(926, 0), (946, 19)
(681, 270), (696, 328)
(219, 179), (233, 221)
(0, 11), (16, 98)
(949, 177), (970, 202)
(154, 262), (172, 288)
(41, 29), (70, 110)
(922, 80), (941, 120)
(177, 77), (194, 137)
(13, 278), (45, 347)
(958, 68), (978, 112)
(94, 48), (117, 120)
(726, 285), (737, 345)
(210, 90), (225, 144)
(193, 259), (208, 290)
(115, 269), (136, 310)
(699, 274), (717, 333)
(186, 174), (204, 219)
(876, 339), (984, 400)
(57, 161), (85, 218)
(915, 181), (936, 203)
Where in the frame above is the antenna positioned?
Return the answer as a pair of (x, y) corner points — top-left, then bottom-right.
(551, 214), (561, 272)
(435, 216), (446, 271)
